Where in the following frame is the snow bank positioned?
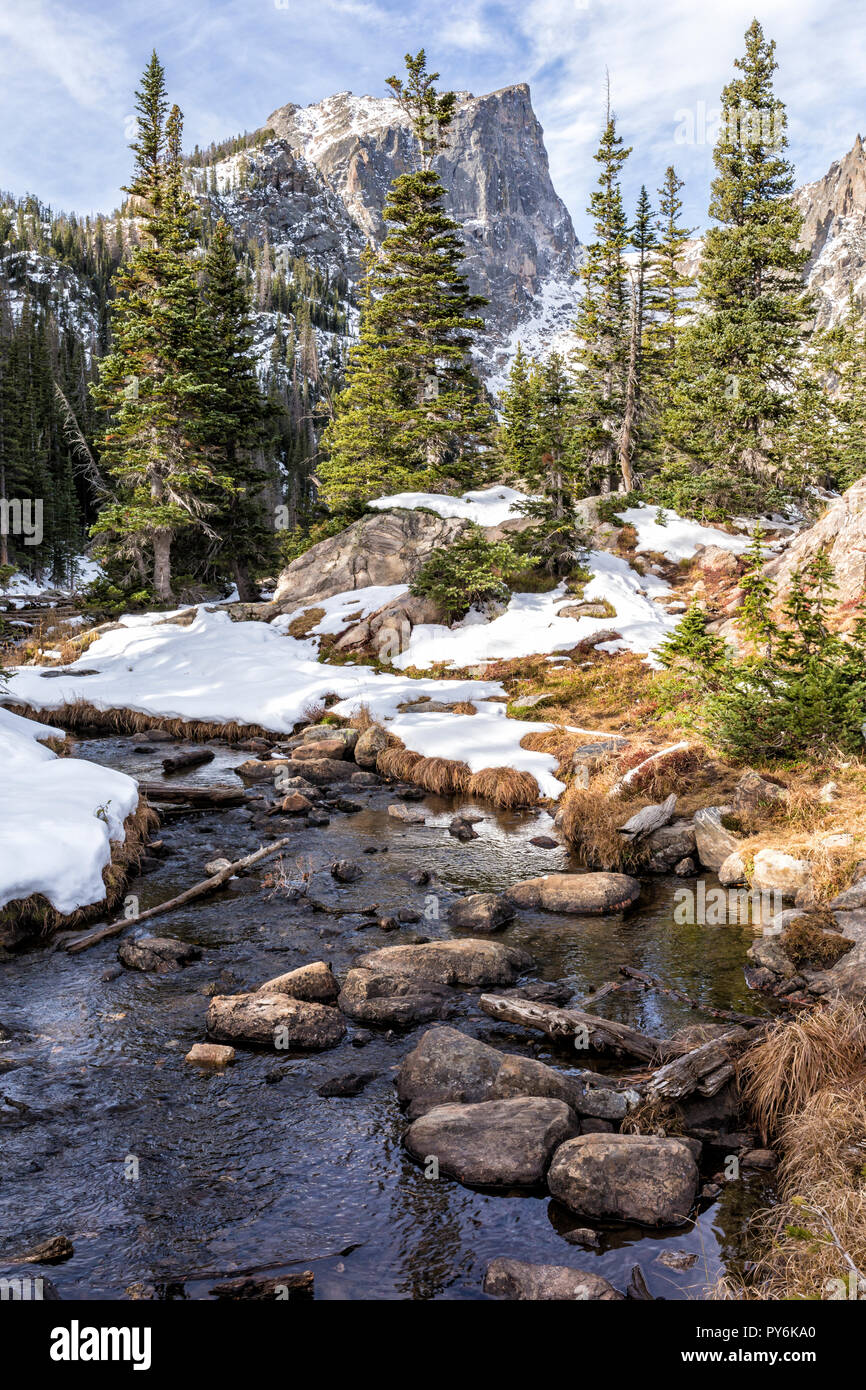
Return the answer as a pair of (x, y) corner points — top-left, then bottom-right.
(5, 602), (565, 799)
(368, 485), (532, 527)
(617, 504), (750, 562)
(0, 707), (140, 915)
(392, 552), (676, 670)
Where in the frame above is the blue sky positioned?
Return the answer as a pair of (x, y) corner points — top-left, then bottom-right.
(1, 0), (863, 239)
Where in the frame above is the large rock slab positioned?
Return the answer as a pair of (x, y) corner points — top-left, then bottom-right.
(207, 993), (346, 1049)
(750, 849), (812, 900)
(396, 1026), (585, 1119)
(506, 872), (640, 914)
(693, 807), (740, 871)
(273, 509), (470, 609)
(483, 1258), (624, 1301)
(645, 820), (697, 873)
(118, 936), (201, 974)
(338, 969), (455, 1026)
(548, 1133), (699, 1226)
(405, 1097), (578, 1186)
(356, 938), (532, 987)
(447, 893), (516, 932)
(255, 961), (339, 1003)
(764, 476), (866, 623)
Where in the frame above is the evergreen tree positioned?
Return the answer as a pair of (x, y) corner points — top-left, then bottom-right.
(643, 166), (693, 425)
(571, 91), (632, 491)
(200, 217), (276, 599)
(618, 185), (656, 486)
(663, 21), (813, 517)
(737, 523), (776, 651)
(499, 343), (537, 477)
(319, 51), (492, 510)
(90, 54), (232, 600)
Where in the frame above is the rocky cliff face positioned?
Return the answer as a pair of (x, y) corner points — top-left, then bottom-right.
(794, 134), (866, 327)
(203, 84), (581, 386)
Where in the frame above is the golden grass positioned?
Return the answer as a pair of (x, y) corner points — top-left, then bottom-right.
(520, 726), (583, 782)
(452, 700), (478, 715)
(740, 999), (866, 1144)
(726, 1000), (866, 1300)
(287, 606), (326, 639)
(3, 700), (274, 744)
(0, 796), (159, 943)
(412, 755), (471, 796)
(614, 743), (704, 799)
(349, 703), (374, 732)
(377, 747), (423, 780)
(558, 779), (650, 871)
(466, 766), (540, 807)
(780, 913), (854, 970)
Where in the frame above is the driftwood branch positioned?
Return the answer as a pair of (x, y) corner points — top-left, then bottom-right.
(478, 993), (667, 1062)
(645, 1026), (752, 1102)
(63, 836), (298, 954)
(139, 781), (250, 807)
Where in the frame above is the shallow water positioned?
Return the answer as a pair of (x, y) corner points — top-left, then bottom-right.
(0, 734), (775, 1300)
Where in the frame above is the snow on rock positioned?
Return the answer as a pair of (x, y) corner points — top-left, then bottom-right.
(616, 504), (750, 562)
(0, 707), (140, 915)
(273, 584), (409, 638)
(392, 553), (676, 671)
(368, 485), (532, 528)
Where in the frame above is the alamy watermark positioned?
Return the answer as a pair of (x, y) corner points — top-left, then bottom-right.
(0, 497), (43, 546)
(674, 882), (784, 927)
(674, 101), (785, 150)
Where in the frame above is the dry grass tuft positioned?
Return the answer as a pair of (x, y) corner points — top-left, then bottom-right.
(780, 913), (854, 971)
(287, 606), (326, 639)
(558, 780), (649, 870)
(4, 700), (272, 744)
(725, 999), (866, 1300)
(349, 703), (374, 732)
(412, 756), (471, 796)
(466, 766), (540, 808)
(740, 998), (866, 1144)
(452, 700), (477, 715)
(614, 742), (703, 799)
(377, 747), (423, 780)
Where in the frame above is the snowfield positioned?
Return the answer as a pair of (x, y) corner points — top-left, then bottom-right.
(0, 706), (139, 915)
(368, 485), (533, 527)
(393, 552), (676, 670)
(5, 602), (565, 800)
(1, 491), (751, 913)
(616, 503), (751, 562)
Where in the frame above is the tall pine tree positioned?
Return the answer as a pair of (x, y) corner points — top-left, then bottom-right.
(91, 54), (232, 600)
(320, 51), (492, 509)
(571, 90), (632, 491)
(663, 21), (812, 517)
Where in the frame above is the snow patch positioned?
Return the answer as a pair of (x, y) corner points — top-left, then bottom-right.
(0, 707), (140, 915)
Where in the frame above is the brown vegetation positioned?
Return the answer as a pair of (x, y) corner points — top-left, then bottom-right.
(731, 1000), (866, 1299)
(465, 766), (540, 808)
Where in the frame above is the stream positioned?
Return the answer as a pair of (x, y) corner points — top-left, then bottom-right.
(0, 732), (776, 1300)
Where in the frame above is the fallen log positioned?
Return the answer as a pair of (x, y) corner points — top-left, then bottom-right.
(161, 748), (215, 775)
(139, 781), (249, 807)
(478, 993), (668, 1062)
(644, 1026), (754, 1103)
(619, 966), (764, 1028)
(62, 835), (298, 954)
